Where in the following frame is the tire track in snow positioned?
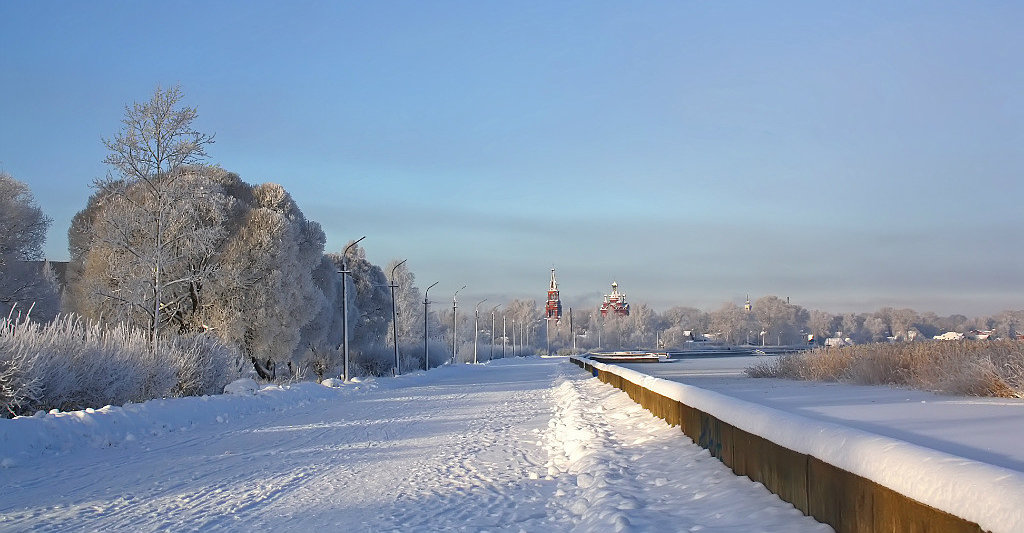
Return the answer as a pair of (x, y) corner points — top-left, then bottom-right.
(541, 370), (831, 533)
(378, 364), (561, 532)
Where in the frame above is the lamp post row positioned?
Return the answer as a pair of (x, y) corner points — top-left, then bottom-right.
(342, 236), (545, 380)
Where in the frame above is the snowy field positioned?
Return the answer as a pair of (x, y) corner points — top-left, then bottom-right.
(0, 357), (829, 532)
(624, 355), (1024, 470)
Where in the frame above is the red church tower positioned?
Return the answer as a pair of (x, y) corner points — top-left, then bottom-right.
(545, 269), (562, 321)
(600, 281), (630, 317)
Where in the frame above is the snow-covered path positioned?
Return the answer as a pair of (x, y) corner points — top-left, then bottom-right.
(1, 357), (829, 532)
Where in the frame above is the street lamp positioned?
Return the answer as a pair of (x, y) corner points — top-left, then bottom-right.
(512, 319), (517, 357)
(452, 285), (466, 364)
(424, 281), (439, 371)
(502, 313), (507, 358)
(545, 316), (550, 355)
(473, 299), (487, 364)
(490, 305), (500, 361)
(340, 236), (365, 382)
(569, 307), (576, 351)
(389, 259), (407, 376)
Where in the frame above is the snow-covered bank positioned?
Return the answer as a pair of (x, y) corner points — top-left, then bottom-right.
(0, 357), (827, 532)
(0, 380), (353, 466)
(592, 358), (1024, 533)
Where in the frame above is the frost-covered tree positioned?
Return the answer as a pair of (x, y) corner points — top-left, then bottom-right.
(808, 310), (838, 342)
(752, 296), (808, 345)
(94, 85), (214, 345)
(992, 310), (1024, 339)
(328, 243), (391, 375)
(621, 303), (658, 348)
(660, 306), (708, 348)
(501, 299), (539, 353)
(708, 302), (754, 345)
(212, 183), (325, 369)
(888, 308), (920, 341)
(863, 315), (890, 342)
(382, 259), (448, 369)
(839, 313), (865, 342)
(384, 259), (423, 346)
(69, 167), (328, 376)
(0, 172), (59, 320)
(73, 168), (229, 334)
(293, 255), (343, 380)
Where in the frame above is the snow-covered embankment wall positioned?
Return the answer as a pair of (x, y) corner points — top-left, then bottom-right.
(570, 357), (1024, 533)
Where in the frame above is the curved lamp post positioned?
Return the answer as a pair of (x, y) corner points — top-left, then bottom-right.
(340, 236), (365, 382)
(451, 285), (466, 364)
(423, 281), (438, 371)
(490, 305), (500, 361)
(473, 299), (487, 364)
(389, 259), (407, 376)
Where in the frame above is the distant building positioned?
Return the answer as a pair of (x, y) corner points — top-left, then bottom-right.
(544, 269), (562, 321)
(599, 281), (629, 317)
(933, 331), (965, 341)
(825, 336), (852, 347)
(968, 329), (995, 340)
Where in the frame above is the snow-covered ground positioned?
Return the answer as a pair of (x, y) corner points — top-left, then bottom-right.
(0, 357), (829, 532)
(616, 355), (1024, 532)
(623, 355), (1024, 471)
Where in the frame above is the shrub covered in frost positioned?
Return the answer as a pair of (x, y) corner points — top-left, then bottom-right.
(0, 315), (240, 417)
(747, 340), (1024, 398)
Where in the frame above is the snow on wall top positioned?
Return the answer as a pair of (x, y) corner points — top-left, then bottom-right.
(579, 357), (1024, 533)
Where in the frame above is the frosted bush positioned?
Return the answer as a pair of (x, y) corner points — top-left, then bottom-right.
(747, 340), (1024, 398)
(386, 340), (452, 375)
(353, 344), (399, 377)
(171, 333), (239, 397)
(0, 315), (240, 417)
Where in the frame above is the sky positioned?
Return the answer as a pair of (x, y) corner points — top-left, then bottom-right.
(1, 1), (1021, 316)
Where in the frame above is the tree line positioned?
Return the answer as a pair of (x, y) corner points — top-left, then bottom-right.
(542, 297), (1024, 351)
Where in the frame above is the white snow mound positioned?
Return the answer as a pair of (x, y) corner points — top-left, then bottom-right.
(223, 378), (260, 395)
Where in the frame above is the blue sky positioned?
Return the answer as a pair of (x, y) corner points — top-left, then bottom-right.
(1, 1), (1021, 315)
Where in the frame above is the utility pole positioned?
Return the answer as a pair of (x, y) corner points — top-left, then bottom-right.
(512, 319), (517, 357)
(570, 307), (575, 350)
(340, 236), (365, 382)
(473, 299), (486, 364)
(389, 259), (406, 376)
(525, 321), (530, 354)
(452, 285), (465, 364)
(545, 317), (550, 355)
(502, 314), (507, 358)
(424, 281), (438, 371)
(490, 305), (499, 361)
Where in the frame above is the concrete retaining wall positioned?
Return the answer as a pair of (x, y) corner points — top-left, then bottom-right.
(570, 357), (986, 533)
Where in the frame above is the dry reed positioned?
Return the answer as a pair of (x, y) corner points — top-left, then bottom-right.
(746, 340), (1024, 398)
